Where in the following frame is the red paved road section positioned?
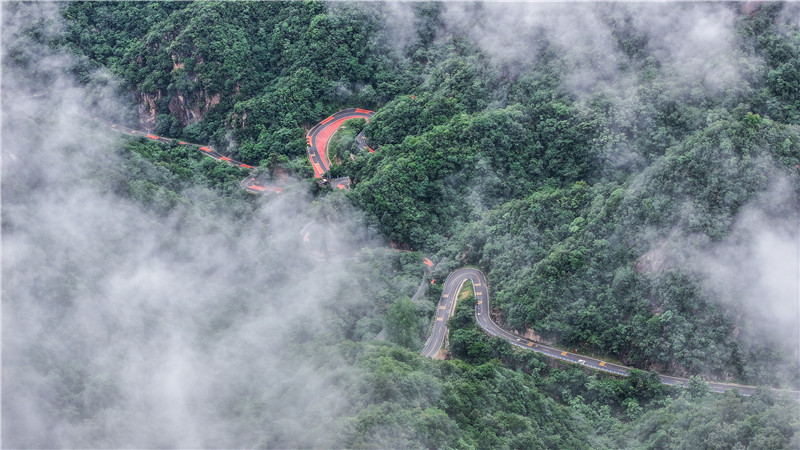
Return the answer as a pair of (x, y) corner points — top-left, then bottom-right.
(88, 107), (373, 192)
(312, 117), (350, 177)
(82, 108), (285, 194)
(306, 108), (374, 178)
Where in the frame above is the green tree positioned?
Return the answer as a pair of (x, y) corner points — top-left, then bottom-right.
(385, 296), (421, 350)
(687, 375), (709, 399)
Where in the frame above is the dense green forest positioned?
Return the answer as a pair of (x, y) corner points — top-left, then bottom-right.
(4, 1), (799, 448)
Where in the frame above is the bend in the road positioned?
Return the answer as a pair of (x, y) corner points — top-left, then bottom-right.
(306, 108), (374, 180)
(421, 269), (477, 358)
(429, 268), (800, 400)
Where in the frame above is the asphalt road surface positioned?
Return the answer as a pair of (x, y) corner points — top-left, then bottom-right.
(425, 268), (800, 400)
(421, 269), (478, 358)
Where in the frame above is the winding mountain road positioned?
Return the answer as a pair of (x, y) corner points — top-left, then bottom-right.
(429, 268), (800, 399)
(85, 111), (281, 194)
(306, 108), (374, 188)
(90, 107), (799, 399)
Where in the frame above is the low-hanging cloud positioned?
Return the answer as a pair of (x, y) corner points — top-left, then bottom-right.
(424, 2), (764, 176)
(692, 178), (799, 381)
(439, 2), (752, 96)
(2, 3), (405, 448)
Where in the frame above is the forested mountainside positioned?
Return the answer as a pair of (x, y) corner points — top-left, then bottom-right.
(3, 1), (799, 448)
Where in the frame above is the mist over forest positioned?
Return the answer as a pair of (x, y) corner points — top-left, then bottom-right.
(3, 1), (799, 448)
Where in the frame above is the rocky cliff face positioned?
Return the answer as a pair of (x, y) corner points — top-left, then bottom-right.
(135, 90), (161, 131)
(168, 90), (221, 126)
(134, 52), (223, 132)
(135, 88), (221, 132)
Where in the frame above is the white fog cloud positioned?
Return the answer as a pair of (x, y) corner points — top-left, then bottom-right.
(696, 178), (799, 350)
(438, 2), (753, 96)
(1, 3), (394, 447)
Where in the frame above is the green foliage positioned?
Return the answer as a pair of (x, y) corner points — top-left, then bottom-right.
(94, 0), (797, 389)
(739, 3), (800, 124)
(103, 137), (255, 217)
(633, 391), (799, 449)
(688, 375), (710, 399)
(59, 2), (800, 447)
(65, 1), (413, 162)
(385, 296), (423, 350)
(341, 344), (602, 449)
